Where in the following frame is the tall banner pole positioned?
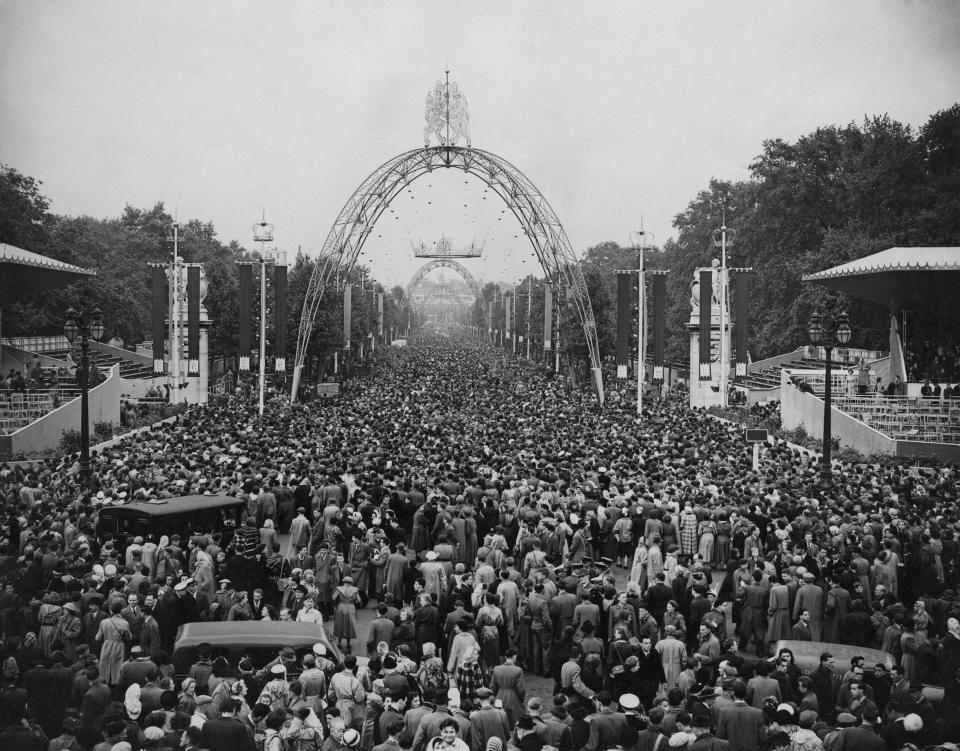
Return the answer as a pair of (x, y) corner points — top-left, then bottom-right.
(699, 269), (713, 381)
(543, 284), (553, 356)
(274, 263), (288, 374)
(505, 295), (512, 351)
(237, 263), (252, 372)
(734, 270), (751, 378)
(187, 265), (201, 376)
(651, 272), (668, 384)
(150, 264), (167, 375)
(615, 272), (631, 379)
(343, 284), (352, 355)
(526, 277), (532, 358)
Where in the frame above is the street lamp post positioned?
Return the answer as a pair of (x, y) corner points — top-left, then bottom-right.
(712, 219), (735, 408)
(807, 308), (852, 487)
(630, 229), (654, 415)
(64, 307), (104, 490)
(253, 218), (275, 417)
(165, 222), (184, 405)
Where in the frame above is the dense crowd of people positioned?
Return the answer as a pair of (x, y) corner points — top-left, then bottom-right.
(906, 339), (960, 384)
(1, 335), (960, 751)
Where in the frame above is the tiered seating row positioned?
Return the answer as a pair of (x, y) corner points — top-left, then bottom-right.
(834, 395), (960, 443)
(0, 388), (80, 435)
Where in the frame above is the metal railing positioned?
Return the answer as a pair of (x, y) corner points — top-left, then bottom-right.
(3, 335), (72, 353)
(805, 345), (887, 364)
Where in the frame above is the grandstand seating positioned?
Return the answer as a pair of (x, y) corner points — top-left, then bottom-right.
(0, 386), (82, 435)
(1, 340), (152, 436)
(47, 348), (155, 380)
(834, 394), (960, 444)
(739, 355), (833, 391)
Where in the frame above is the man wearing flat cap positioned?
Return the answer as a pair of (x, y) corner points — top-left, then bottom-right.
(468, 686), (509, 751)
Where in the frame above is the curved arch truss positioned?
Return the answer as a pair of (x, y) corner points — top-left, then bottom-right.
(406, 258), (482, 305)
(292, 146), (601, 401)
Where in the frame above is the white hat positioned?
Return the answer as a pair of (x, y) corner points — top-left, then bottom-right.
(619, 693), (640, 710)
(174, 581), (188, 593)
(312, 642), (327, 656)
(270, 664), (286, 675)
(425, 551), (438, 561)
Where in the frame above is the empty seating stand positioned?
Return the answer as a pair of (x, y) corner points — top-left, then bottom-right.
(739, 355), (829, 391)
(48, 348), (155, 380)
(0, 387), (80, 435)
(834, 395), (960, 444)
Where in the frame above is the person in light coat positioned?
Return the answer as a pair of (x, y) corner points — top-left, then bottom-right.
(655, 624), (687, 689)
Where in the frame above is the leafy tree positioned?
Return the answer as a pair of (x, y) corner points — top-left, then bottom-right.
(0, 163), (50, 250)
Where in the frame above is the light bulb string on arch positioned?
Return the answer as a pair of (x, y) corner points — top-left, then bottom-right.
(291, 145), (602, 403)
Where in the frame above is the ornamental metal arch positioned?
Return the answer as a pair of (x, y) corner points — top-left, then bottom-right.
(405, 258), (482, 305)
(291, 145), (602, 402)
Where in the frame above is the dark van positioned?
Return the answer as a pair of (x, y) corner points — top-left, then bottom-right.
(172, 621), (343, 678)
(96, 495), (247, 545)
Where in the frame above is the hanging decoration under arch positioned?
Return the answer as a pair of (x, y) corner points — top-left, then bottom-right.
(291, 75), (602, 403)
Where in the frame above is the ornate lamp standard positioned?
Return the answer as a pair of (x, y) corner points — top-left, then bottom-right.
(807, 307), (852, 486)
(64, 306), (104, 489)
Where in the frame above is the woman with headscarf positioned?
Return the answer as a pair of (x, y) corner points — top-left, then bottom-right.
(901, 617), (921, 684)
(37, 591), (62, 658)
(123, 683), (143, 726)
(940, 616), (960, 686)
(154, 539), (182, 584)
(913, 599), (932, 646)
(696, 516), (717, 566)
(179, 676), (198, 715)
(192, 551), (217, 608)
(454, 644), (486, 710)
(260, 519), (278, 557)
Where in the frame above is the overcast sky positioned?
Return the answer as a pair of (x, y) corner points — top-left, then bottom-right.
(2, 1), (958, 290)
